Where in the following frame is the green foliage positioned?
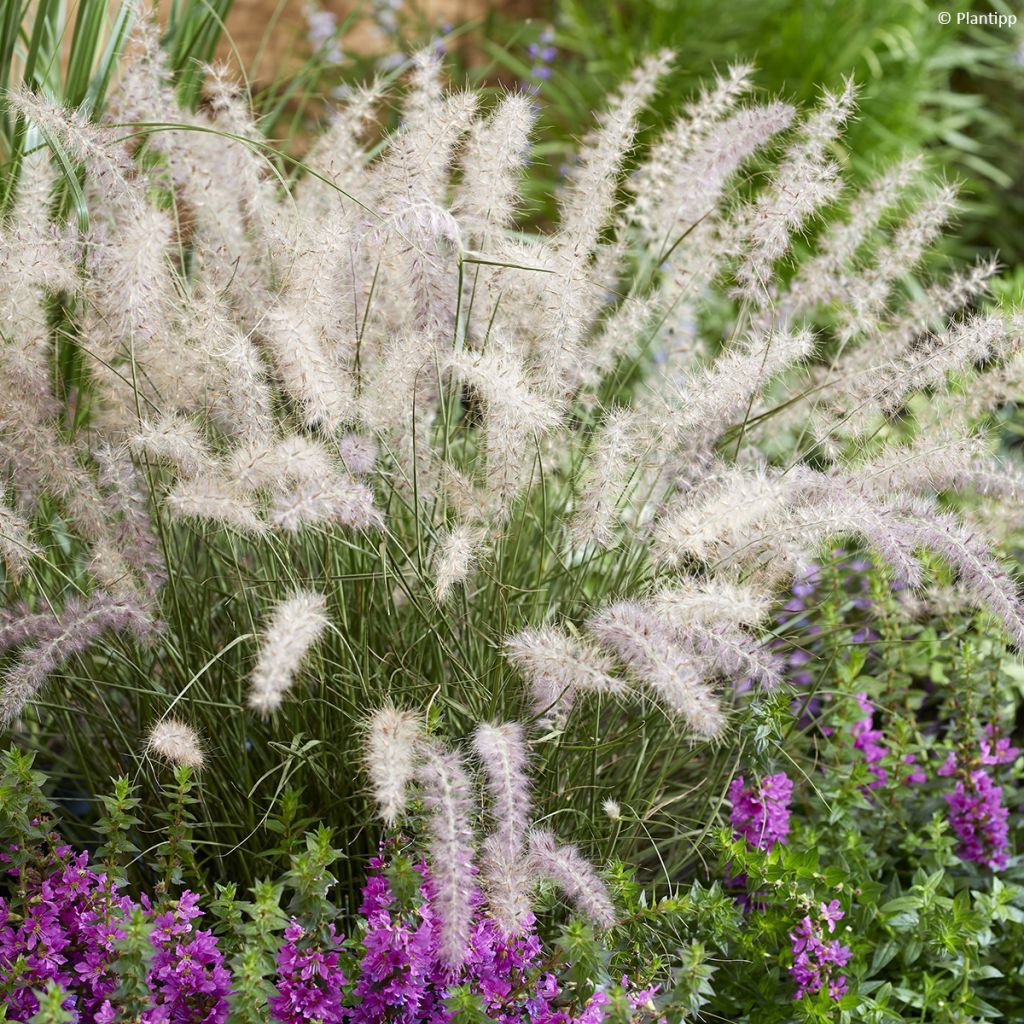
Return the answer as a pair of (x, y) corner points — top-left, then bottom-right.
(598, 551), (1024, 1021)
(443, 985), (495, 1023)
(556, 920), (612, 999)
(95, 775), (142, 883)
(2, 3), (1024, 1017)
(209, 880), (290, 1022)
(0, 0), (233, 213)
(470, 0), (1023, 262)
(0, 748), (57, 879)
(26, 983), (73, 1024)
(154, 764), (200, 892)
(281, 825), (343, 930)
(110, 908), (161, 1017)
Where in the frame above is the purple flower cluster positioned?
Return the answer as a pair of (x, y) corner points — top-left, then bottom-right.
(2, 842), (658, 1023)
(843, 692), (927, 790)
(943, 772), (1010, 871)
(526, 27), (557, 91)
(788, 901), (851, 1001)
(0, 844), (132, 1021)
(270, 921), (348, 1023)
(938, 728), (1019, 871)
(726, 771), (853, 1002)
(340, 856), (628, 1024)
(141, 890), (231, 1023)
(980, 725), (1019, 767)
(848, 693), (887, 788)
(0, 841), (231, 1023)
(728, 773), (793, 851)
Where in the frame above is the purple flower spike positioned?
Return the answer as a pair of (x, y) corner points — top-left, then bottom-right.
(944, 769), (1011, 870)
(788, 904), (851, 1001)
(729, 773), (793, 851)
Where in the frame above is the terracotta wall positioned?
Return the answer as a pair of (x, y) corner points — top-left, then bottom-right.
(215, 0), (540, 77)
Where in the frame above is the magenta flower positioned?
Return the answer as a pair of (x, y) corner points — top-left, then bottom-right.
(902, 754), (927, 785)
(269, 921), (348, 1024)
(850, 692), (888, 789)
(980, 726), (1019, 767)
(728, 773), (793, 851)
(1, 841), (663, 1024)
(0, 844), (135, 1021)
(944, 769), (1010, 871)
(788, 904), (851, 1001)
(144, 891), (231, 1024)
(937, 727), (1018, 870)
(819, 900), (843, 933)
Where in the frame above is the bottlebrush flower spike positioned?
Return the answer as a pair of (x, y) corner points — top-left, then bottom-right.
(527, 829), (616, 930)
(432, 522), (488, 603)
(884, 496), (1024, 649)
(835, 183), (958, 342)
(630, 62), (754, 237)
(588, 602), (726, 737)
(9, 89), (142, 213)
(878, 311), (1024, 415)
(569, 406), (647, 548)
(228, 435), (336, 492)
(336, 434), (378, 477)
(416, 742), (477, 968)
(456, 92), (534, 246)
(130, 415), (216, 480)
(669, 328), (815, 449)
(472, 721), (532, 840)
(248, 591), (330, 715)
(558, 49), (674, 264)
(364, 704), (422, 826)
(267, 475), (382, 533)
(1, 593), (155, 727)
(788, 156), (923, 310)
(653, 466), (793, 565)
(733, 79), (856, 303)
(505, 626), (626, 724)
(473, 721), (535, 935)
(0, 496), (40, 580)
(166, 474), (267, 535)
(652, 580), (773, 629)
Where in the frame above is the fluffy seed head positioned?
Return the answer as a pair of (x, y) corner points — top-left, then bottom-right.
(527, 828), (616, 930)
(433, 522), (488, 603)
(472, 720), (531, 841)
(248, 591), (329, 715)
(505, 626), (625, 724)
(146, 718), (205, 769)
(364, 704), (422, 826)
(417, 742), (477, 968)
(588, 602), (726, 737)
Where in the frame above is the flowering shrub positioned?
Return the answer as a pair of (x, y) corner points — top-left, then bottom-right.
(5, 548), (1024, 1021)
(0, 753), (663, 1023)
(2, 9), (1024, 1023)
(0, 844), (134, 1020)
(693, 555), (1024, 1019)
(1, 12), (1023, 899)
(938, 729), (1018, 872)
